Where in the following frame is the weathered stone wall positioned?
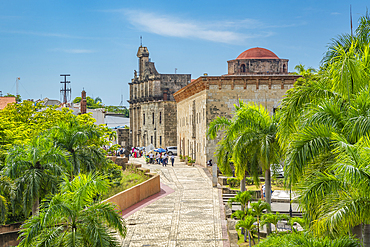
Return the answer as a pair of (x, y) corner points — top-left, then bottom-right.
(163, 101), (178, 147)
(175, 74), (300, 167)
(117, 128), (130, 148)
(177, 90), (207, 165)
(228, 59), (289, 75)
(128, 46), (191, 148)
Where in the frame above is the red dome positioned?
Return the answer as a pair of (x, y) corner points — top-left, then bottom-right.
(236, 47), (279, 60)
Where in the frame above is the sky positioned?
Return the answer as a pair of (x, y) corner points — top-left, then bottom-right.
(0, 0), (369, 106)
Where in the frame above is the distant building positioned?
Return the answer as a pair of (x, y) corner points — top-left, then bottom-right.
(174, 47), (301, 166)
(128, 46), (191, 148)
(0, 96), (16, 110)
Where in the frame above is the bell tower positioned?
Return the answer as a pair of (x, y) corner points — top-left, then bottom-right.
(137, 46), (149, 80)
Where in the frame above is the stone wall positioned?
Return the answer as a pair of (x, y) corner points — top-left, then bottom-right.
(0, 222), (22, 247)
(175, 74), (300, 167)
(128, 46), (191, 148)
(177, 90), (207, 165)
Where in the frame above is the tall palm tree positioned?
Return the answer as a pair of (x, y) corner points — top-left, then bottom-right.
(50, 119), (107, 175)
(208, 101), (279, 200)
(18, 173), (126, 246)
(4, 136), (68, 216)
(251, 199), (271, 242)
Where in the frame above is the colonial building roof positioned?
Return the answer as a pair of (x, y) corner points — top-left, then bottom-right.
(236, 47), (279, 60)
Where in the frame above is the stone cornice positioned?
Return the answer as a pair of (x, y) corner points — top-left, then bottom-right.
(173, 74), (301, 103)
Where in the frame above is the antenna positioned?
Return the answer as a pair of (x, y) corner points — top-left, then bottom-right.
(175, 68), (177, 74)
(16, 77), (20, 98)
(140, 36), (142, 47)
(119, 92), (127, 109)
(350, 5), (353, 38)
(60, 74), (71, 104)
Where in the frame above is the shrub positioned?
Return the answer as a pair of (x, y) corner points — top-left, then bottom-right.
(245, 177), (254, 185)
(227, 177), (240, 188)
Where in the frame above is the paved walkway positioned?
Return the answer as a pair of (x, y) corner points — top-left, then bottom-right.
(120, 157), (229, 247)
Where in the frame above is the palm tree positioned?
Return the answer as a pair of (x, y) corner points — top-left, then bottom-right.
(208, 101), (280, 201)
(236, 215), (257, 247)
(229, 191), (254, 241)
(4, 136), (68, 216)
(261, 212), (289, 234)
(251, 199), (271, 242)
(50, 119), (107, 175)
(228, 190), (254, 211)
(18, 173), (126, 246)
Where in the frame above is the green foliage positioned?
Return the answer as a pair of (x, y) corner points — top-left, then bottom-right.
(18, 173), (126, 246)
(255, 232), (359, 247)
(4, 93), (21, 103)
(105, 105), (129, 117)
(261, 212), (289, 234)
(4, 136), (69, 216)
(227, 177), (240, 188)
(73, 96), (103, 109)
(277, 12), (370, 242)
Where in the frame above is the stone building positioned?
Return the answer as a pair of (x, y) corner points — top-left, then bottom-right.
(128, 46), (191, 148)
(174, 47), (301, 166)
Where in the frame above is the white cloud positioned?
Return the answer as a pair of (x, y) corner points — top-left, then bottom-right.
(331, 12), (341, 15)
(121, 10), (273, 44)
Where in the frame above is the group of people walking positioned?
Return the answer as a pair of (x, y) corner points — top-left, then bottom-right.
(147, 152), (175, 166)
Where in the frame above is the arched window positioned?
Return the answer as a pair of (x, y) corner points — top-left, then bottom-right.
(241, 64), (246, 73)
(283, 64), (287, 73)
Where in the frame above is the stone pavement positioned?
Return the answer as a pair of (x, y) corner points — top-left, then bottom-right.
(120, 157), (229, 247)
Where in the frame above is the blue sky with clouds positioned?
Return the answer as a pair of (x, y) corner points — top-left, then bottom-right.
(0, 0), (368, 106)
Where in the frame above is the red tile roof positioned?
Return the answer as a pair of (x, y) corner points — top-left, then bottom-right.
(236, 47), (279, 60)
(0, 97), (16, 110)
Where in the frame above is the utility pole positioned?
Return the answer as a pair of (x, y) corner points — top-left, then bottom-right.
(60, 74), (71, 104)
(16, 77), (20, 98)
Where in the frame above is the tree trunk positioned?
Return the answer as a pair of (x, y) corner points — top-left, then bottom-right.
(352, 224), (362, 243)
(257, 220), (260, 242)
(32, 197), (39, 215)
(247, 231), (251, 247)
(265, 169), (272, 234)
(240, 175), (246, 236)
(363, 224), (370, 247)
(241, 175), (246, 192)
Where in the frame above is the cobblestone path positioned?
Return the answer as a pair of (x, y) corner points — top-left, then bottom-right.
(120, 159), (228, 247)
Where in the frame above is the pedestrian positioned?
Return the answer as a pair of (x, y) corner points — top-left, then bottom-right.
(149, 152), (154, 164)
(156, 152), (160, 164)
(262, 184), (265, 200)
(163, 152), (168, 166)
(171, 154), (175, 166)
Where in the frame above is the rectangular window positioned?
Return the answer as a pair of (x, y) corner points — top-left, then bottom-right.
(160, 136), (162, 146)
(143, 113), (145, 125)
(152, 112), (154, 124)
(160, 112), (162, 124)
(151, 136), (153, 144)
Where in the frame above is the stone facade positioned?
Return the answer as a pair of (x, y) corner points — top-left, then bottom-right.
(128, 46), (191, 148)
(174, 48), (301, 167)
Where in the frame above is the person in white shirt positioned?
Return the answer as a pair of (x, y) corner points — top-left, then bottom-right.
(171, 155), (175, 166)
(163, 153), (168, 166)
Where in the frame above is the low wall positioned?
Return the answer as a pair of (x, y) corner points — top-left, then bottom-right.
(105, 172), (161, 212)
(0, 223), (22, 247)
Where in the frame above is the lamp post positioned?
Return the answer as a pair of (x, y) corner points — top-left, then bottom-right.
(289, 181), (293, 218)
